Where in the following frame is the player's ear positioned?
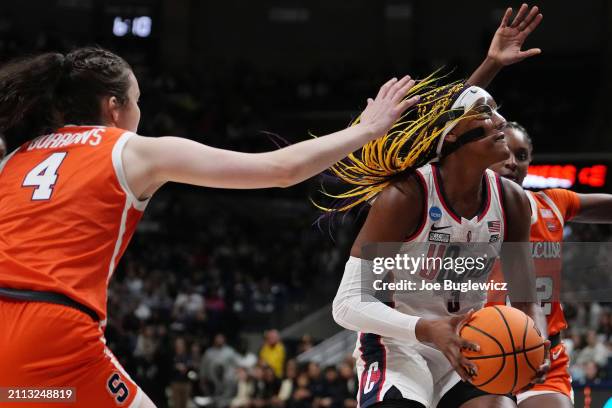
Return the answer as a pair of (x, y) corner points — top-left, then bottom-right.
(108, 96), (122, 124)
(100, 95), (121, 126)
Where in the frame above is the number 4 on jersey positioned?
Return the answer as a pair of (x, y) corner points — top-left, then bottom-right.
(22, 152), (67, 200)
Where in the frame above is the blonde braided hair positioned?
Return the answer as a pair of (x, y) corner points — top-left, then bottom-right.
(315, 72), (475, 214)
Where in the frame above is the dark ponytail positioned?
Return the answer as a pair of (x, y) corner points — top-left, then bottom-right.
(0, 52), (66, 143)
(0, 47), (132, 144)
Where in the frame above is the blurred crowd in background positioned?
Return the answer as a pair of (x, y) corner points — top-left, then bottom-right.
(98, 192), (612, 407)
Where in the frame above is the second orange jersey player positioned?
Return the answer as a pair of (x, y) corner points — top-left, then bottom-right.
(488, 122), (612, 408)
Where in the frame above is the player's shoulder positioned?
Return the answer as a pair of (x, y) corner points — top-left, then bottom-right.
(498, 176), (529, 204)
(379, 171), (425, 207)
(365, 172), (425, 225)
(498, 178), (532, 230)
(540, 188), (578, 206)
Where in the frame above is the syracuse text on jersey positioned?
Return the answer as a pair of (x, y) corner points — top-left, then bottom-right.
(531, 241), (561, 259)
(27, 128), (104, 151)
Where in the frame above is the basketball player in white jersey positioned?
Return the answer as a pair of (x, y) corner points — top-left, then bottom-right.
(327, 81), (549, 408)
(322, 5), (549, 407)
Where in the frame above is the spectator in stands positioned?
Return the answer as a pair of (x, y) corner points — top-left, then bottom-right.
(289, 372), (313, 408)
(297, 334), (314, 355)
(337, 362), (358, 408)
(563, 331), (582, 364)
(314, 366), (344, 408)
(134, 325), (158, 361)
(147, 325), (173, 408)
(273, 359), (298, 407)
(306, 362), (324, 397)
(251, 365), (280, 408)
(253, 278), (277, 314)
(606, 341), (612, 381)
(597, 309), (612, 340)
(230, 367), (254, 408)
(260, 329), (286, 378)
(236, 339), (258, 370)
(173, 282), (206, 324)
(576, 330), (610, 368)
(580, 361), (603, 386)
(200, 334), (239, 396)
(170, 337), (194, 408)
(190, 342), (203, 396)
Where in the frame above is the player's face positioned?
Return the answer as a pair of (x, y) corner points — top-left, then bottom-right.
(114, 71), (141, 133)
(448, 96), (509, 165)
(489, 127), (532, 185)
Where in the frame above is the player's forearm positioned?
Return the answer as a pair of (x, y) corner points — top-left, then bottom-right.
(137, 123), (377, 191)
(572, 194), (612, 223)
(466, 56), (504, 88)
(269, 123), (377, 187)
(332, 257), (420, 342)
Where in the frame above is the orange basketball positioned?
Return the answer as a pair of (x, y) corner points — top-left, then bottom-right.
(459, 305), (545, 395)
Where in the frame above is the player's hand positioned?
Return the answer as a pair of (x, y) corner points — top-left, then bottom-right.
(515, 339), (551, 394)
(415, 309), (480, 382)
(359, 75), (420, 139)
(487, 4), (543, 66)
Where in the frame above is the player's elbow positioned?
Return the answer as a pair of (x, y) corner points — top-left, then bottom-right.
(332, 293), (355, 330)
(267, 159), (299, 188)
(332, 296), (346, 327)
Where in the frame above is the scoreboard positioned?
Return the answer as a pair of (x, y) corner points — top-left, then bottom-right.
(524, 156), (610, 193)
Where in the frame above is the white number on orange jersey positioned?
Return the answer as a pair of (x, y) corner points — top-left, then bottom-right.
(23, 152), (67, 200)
(536, 276), (553, 316)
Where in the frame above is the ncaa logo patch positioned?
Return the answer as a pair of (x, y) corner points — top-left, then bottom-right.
(429, 206), (442, 221)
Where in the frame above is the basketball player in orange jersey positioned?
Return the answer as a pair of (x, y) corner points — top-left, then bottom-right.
(488, 122), (612, 408)
(463, 3), (609, 406)
(0, 48), (419, 407)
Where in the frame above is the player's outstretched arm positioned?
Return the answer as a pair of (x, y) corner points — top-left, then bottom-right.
(572, 193), (612, 223)
(122, 76), (419, 197)
(467, 3), (543, 88)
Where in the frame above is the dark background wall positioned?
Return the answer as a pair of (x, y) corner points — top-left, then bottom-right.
(0, 0), (611, 153)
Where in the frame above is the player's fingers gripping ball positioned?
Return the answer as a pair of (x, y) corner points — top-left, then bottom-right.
(459, 305), (546, 394)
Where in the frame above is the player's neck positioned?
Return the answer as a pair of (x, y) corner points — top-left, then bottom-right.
(437, 156), (487, 216)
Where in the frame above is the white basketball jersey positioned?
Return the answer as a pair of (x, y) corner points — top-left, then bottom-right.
(391, 163), (506, 319)
(352, 163), (508, 407)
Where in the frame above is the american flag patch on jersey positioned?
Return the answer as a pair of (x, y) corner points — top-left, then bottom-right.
(488, 220), (501, 233)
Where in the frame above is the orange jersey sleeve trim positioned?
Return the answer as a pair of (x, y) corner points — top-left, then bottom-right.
(542, 188), (581, 222)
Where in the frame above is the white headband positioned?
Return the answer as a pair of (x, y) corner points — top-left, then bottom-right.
(431, 86), (493, 160)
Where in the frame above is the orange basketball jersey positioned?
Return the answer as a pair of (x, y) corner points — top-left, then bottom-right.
(0, 126), (148, 322)
(487, 188), (580, 336)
